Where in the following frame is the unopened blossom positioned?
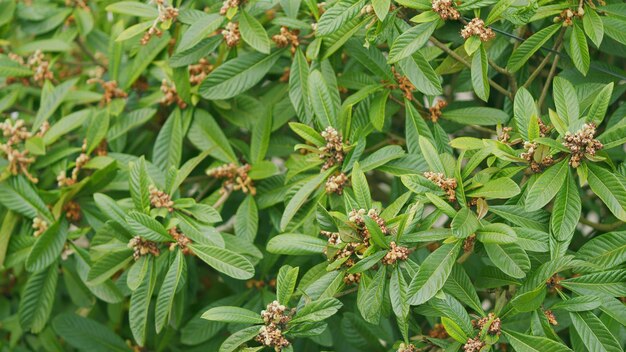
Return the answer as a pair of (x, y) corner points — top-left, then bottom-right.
(432, 0), (460, 20)
(424, 171), (457, 202)
(461, 18), (495, 42)
(562, 123), (602, 168)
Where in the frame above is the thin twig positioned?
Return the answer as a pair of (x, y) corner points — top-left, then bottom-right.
(213, 187), (232, 208)
(488, 58), (518, 96)
(429, 37), (514, 101)
(537, 36), (563, 110)
(523, 28), (565, 89)
(75, 39), (105, 67)
(578, 217), (624, 232)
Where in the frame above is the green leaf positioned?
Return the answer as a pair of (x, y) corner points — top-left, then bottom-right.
(569, 23), (590, 75)
(356, 266), (386, 324)
(199, 51), (283, 100)
(576, 231), (626, 269)
(569, 311), (623, 352)
(308, 70), (337, 128)
(442, 107), (509, 125)
(525, 158), (568, 211)
(289, 122), (325, 146)
(466, 177), (520, 199)
(26, 219), (68, 272)
(586, 163), (626, 222)
(239, 10), (271, 53)
(550, 169), (580, 241)
(390, 266), (410, 318)
(316, 0), (365, 36)
(553, 77), (579, 124)
(126, 211), (171, 242)
(267, 233), (327, 255)
(280, 170), (333, 231)
(507, 24), (561, 72)
(34, 79), (77, 130)
(372, 0), (390, 20)
(129, 260), (156, 346)
(187, 110), (238, 163)
(503, 329), (573, 352)
(419, 136), (445, 173)
(105, 1), (158, 17)
(235, 195), (258, 242)
(19, 265), (58, 333)
(155, 250), (186, 333)
(485, 0), (515, 24)
(451, 207), (479, 239)
(87, 249), (134, 285)
(442, 317), (469, 343)
(129, 157), (151, 213)
(292, 297), (343, 323)
(408, 241), (461, 305)
(561, 270), (626, 297)
(202, 306), (263, 324)
(153, 110), (183, 171)
(583, 7), (603, 47)
(289, 48), (312, 122)
(398, 52), (443, 95)
(250, 112), (272, 164)
(586, 82), (613, 125)
(476, 223), (518, 244)
(276, 265), (299, 305)
(219, 326), (262, 352)
(351, 162), (371, 210)
(127, 255), (150, 291)
(53, 314), (131, 352)
(189, 244), (255, 279)
(369, 90), (389, 131)
(388, 21), (438, 64)
(364, 216), (388, 249)
(443, 265), (484, 314)
(0, 177), (53, 222)
(178, 14), (223, 51)
(116, 21), (153, 42)
(514, 87), (537, 141)
(484, 242), (530, 278)
(551, 296), (602, 312)
(471, 44), (489, 102)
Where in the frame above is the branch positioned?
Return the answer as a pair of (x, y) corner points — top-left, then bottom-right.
(537, 29), (566, 109)
(429, 37), (514, 101)
(578, 217), (624, 232)
(523, 28), (566, 89)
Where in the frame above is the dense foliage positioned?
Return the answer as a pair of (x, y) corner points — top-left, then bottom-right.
(0, 0), (625, 351)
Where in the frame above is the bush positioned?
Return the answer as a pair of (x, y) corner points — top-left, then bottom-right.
(0, 0), (625, 351)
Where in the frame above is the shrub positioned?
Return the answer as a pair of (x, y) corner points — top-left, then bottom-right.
(0, 0), (625, 351)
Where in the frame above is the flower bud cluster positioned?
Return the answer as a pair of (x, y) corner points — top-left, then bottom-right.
(87, 79), (127, 105)
(562, 123), (602, 168)
(256, 300), (294, 351)
(64, 201), (82, 223)
(32, 217), (48, 237)
(461, 18), (495, 42)
(8, 50), (54, 84)
(392, 66), (416, 101)
(58, 139), (90, 187)
(544, 309), (558, 325)
(428, 323), (449, 339)
(382, 241), (410, 265)
(141, 0), (179, 45)
(128, 236), (160, 260)
(554, 7), (584, 27)
(423, 171), (457, 202)
(189, 58), (213, 85)
(160, 79), (187, 109)
(149, 185), (175, 212)
(220, 0), (239, 15)
(520, 141), (554, 172)
(325, 172), (349, 194)
(0, 119), (48, 183)
(168, 227), (193, 255)
(319, 127), (345, 170)
(222, 22), (241, 47)
(207, 163), (256, 195)
(432, 0), (460, 20)
(429, 100), (447, 123)
(272, 27), (300, 54)
(463, 337), (485, 352)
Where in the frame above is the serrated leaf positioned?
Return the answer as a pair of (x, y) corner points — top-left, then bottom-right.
(503, 329), (573, 352)
(199, 51), (283, 100)
(239, 10), (270, 53)
(19, 265), (58, 333)
(586, 162), (626, 222)
(550, 169), (580, 241)
(525, 158), (568, 211)
(408, 241), (461, 305)
(202, 306), (263, 324)
(471, 44), (489, 101)
(189, 244), (255, 279)
(507, 24), (560, 72)
(53, 314), (131, 352)
(277, 265), (299, 305)
(569, 23), (590, 75)
(235, 195), (258, 242)
(484, 242), (530, 278)
(26, 219), (68, 272)
(267, 233), (327, 255)
(155, 250), (186, 333)
(451, 207), (479, 239)
(388, 21), (438, 64)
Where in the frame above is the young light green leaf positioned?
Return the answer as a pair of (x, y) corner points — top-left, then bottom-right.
(388, 21), (438, 64)
(507, 24), (560, 72)
(239, 10), (271, 54)
(525, 158), (568, 211)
